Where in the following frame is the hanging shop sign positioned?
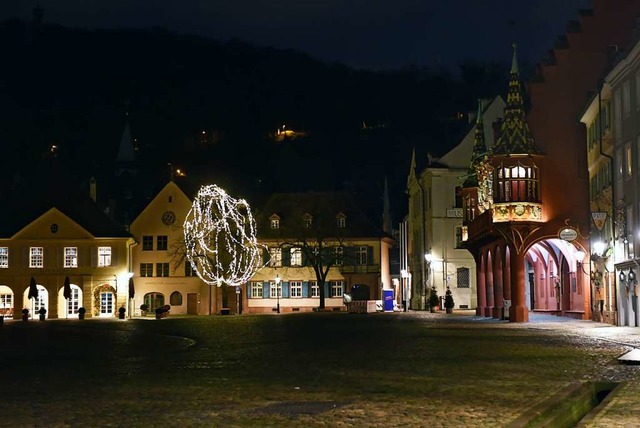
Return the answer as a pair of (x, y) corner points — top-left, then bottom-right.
(559, 227), (578, 242)
(591, 212), (607, 231)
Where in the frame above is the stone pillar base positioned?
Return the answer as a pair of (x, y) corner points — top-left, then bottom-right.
(484, 307), (494, 317)
(509, 305), (529, 322)
(492, 307), (504, 319)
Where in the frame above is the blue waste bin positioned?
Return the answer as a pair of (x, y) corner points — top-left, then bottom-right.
(383, 289), (394, 312)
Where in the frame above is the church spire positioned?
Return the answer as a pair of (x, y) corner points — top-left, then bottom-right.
(116, 99), (135, 164)
(491, 44), (539, 155)
(463, 99), (487, 187)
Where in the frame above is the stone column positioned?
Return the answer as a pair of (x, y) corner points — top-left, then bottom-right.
(509, 248), (528, 322)
(493, 250), (504, 319)
(485, 252), (494, 318)
(476, 252), (486, 316)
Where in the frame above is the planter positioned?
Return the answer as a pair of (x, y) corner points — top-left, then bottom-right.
(118, 307), (126, 319)
(22, 309), (29, 322)
(446, 308), (453, 314)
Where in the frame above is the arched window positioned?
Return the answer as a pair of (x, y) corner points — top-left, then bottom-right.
(144, 292), (165, 312)
(170, 291), (183, 306)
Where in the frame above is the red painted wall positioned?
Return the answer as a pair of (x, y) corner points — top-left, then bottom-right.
(527, 0), (640, 238)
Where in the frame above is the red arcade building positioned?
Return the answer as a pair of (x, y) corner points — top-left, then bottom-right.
(461, 46), (589, 323)
(461, 2), (640, 323)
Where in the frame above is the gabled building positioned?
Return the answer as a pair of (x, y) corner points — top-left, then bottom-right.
(0, 187), (135, 319)
(588, 31), (640, 327)
(129, 180), (217, 316)
(406, 95), (504, 311)
(249, 192), (394, 313)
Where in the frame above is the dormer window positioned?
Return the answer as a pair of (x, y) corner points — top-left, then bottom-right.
(302, 213), (312, 228)
(270, 214), (280, 229)
(336, 213), (346, 228)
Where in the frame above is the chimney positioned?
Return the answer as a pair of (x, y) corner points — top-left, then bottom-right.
(89, 177), (97, 202)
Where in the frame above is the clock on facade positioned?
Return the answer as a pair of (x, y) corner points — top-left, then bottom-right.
(161, 211), (176, 226)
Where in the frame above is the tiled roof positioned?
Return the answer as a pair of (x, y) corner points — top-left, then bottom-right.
(0, 184), (131, 238)
(256, 191), (391, 241)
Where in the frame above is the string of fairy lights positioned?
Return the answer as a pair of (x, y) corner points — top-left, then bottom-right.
(183, 185), (265, 286)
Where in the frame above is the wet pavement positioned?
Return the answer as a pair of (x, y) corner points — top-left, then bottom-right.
(1, 311), (639, 427)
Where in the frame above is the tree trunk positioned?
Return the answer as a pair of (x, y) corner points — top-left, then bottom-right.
(318, 279), (326, 309)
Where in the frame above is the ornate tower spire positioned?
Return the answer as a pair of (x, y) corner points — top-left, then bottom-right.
(492, 44), (539, 155)
(463, 99), (487, 187)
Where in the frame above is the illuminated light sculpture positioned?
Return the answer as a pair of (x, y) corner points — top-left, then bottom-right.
(184, 185), (265, 288)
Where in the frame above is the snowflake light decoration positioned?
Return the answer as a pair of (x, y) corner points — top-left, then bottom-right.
(184, 185), (265, 286)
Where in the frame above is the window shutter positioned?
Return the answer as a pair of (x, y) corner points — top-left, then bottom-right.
(345, 246), (354, 266)
(302, 281), (309, 298)
(57, 248), (63, 267)
(367, 246), (373, 265)
(91, 247), (97, 267)
(246, 283), (251, 299)
(111, 247), (118, 267)
(263, 281), (269, 299)
(282, 282), (289, 298)
(324, 281), (330, 297)
(23, 247), (29, 267)
(9, 247), (16, 268)
(282, 247), (290, 266)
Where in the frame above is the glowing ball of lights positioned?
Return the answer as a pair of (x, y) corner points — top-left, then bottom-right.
(183, 185), (265, 286)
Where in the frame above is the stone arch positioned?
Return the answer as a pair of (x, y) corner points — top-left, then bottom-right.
(93, 284), (116, 317)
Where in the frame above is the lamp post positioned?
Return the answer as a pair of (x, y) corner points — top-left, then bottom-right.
(424, 252), (433, 311)
(275, 274), (281, 314)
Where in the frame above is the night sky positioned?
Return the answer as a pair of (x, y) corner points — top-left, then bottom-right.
(4, 0), (590, 70)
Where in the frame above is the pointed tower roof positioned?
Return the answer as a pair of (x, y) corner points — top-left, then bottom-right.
(407, 147), (417, 188)
(117, 117), (136, 163)
(463, 99), (487, 187)
(491, 44), (539, 155)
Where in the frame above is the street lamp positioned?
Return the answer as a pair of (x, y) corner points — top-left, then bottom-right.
(274, 274), (281, 314)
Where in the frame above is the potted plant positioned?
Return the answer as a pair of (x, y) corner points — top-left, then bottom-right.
(22, 308), (29, 321)
(140, 304), (149, 316)
(155, 305), (171, 319)
(78, 307), (86, 320)
(118, 307), (126, 319)
(444, 287), (455, 314)
(428, 287), (439, 313)
(38, 307), (47, 321)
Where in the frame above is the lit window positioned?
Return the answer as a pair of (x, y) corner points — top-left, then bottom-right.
(30, 247), (43, 268)
(0, 247), (8, 268)
(310, 281), (319, 297)
(626, 143), (633, 177)
(98, 247), (111, 267)
(290, 248), (302, 266)
(64, 247), (78, 268)
(337, 215), (346, 228)
(356, 246), (367, 265)
(251, 282), (263, 298)
(157, 236), (168, 251)
(269, 248), (282, 267)
(330, 280), (344, 297)
(270, 216), (280, 229)
(142, 236), (153, 251)
(290, 281), (302, 298)
(270, 281), (281, 298)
